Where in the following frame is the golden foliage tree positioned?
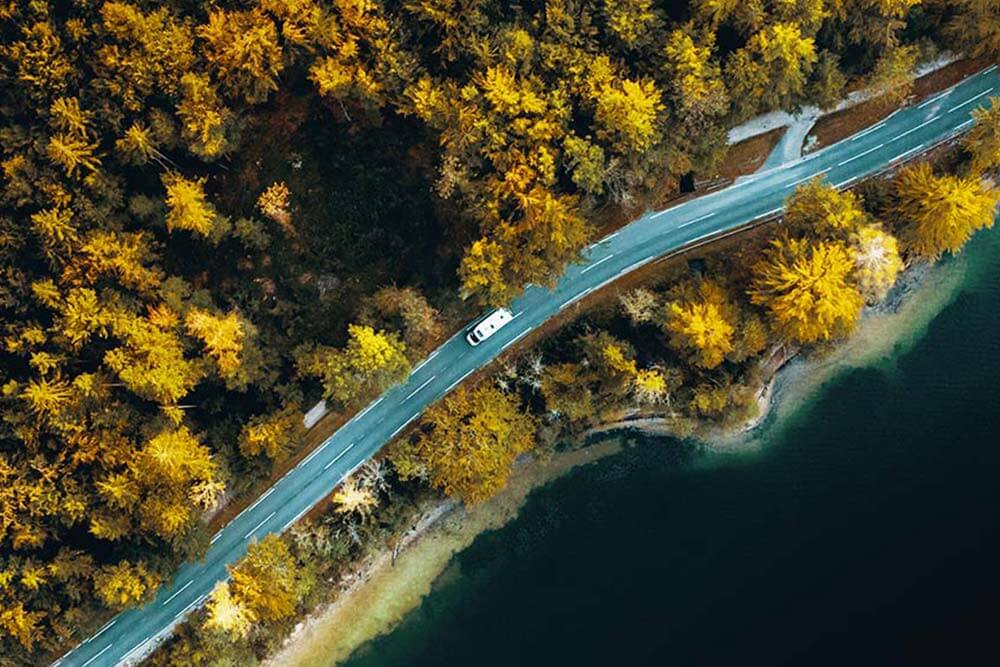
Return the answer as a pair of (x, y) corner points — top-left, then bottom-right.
(749, 236), (865, 343)
(785, 178), (868, 232)
(228, 534), (302, 623)
(892, 163), (1000, 259)
(93, 560), (161, 610)
(162, 174), (218, 237)
(664, 280), (739, 369)
(239, 405), (306, 462)
(204, 581), (256, 639)
(390, 385), (536, 504)
(851, 225), (903, 303)
(964, 97), (1000, 174)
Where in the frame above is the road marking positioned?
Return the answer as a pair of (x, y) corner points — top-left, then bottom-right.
(282, 504), (314, 532)
(889, 143), (925, 163)
(210, 530), (223, 544)
(244, 511), (276, 540)
(323, 442), (356, 470)
(837, 143), (884, 167)
(246, 485), (276, 512)
(947, 87), (994, 114)
(354, 396), (383, 421)
(162, 580), (193, 606)
(403, 375), (436, 402)
(784, 168), (831, 189)
(512, 310), (523, 320)
(984, 65), (998, 76)
(850, 121), (885, 141)
(678, 212), (715, 228)
(918, 88), (953, 109)
(81, 644), (113, 667)
(501, 328), (531, 352)
(444, 369), (475, 395)
(90, 619), (116, 641)
(300, 440), (330, 467)
(601, 231), (620, 242)
(376, 416), (385, 425)
(174, 593), (208, 621)
(390, 414), (420, 439)
(955, 119), (975, 132)
(836, 176), (858, 188)
(759, 207), (783, 219)
(409, 348), (440, 376)
(890, 116), (940, 142)
(580, 253), (614, 274)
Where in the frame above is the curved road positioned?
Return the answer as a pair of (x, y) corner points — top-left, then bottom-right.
(57, 64), (998, 667)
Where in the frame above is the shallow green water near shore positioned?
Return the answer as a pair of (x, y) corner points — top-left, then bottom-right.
(343, 225), (1000, 667)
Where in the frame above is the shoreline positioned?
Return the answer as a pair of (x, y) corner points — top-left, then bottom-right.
(265, 249), (970, 667)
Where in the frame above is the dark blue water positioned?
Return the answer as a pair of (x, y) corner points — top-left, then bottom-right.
(345, 227), (1000, 667)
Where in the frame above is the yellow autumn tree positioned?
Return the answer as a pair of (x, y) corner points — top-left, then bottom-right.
(851, 225), (903, 303)
(238, 405), (305, 461)
(665, 280), (739, 369)
(727, 22), (817, 117)
(299, 324), (410, 406)
(162, 173), (217, 236)
(964, 96), (1000, 174)
(204, 581), (255, 639)
(785, 178), (868, 233)
(199, 7), (285, 103)
(892, 163), (1000, 259)
(93, 560), (161, 610)
(390, 385), (536, 504)
(184, 308), (245, 378)
(228, 534), (301, 622)
(176, 72), (231, 159)
(749, 236), (865, 343)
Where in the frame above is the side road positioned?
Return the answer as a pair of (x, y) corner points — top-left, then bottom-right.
(55, 63), (999, 667)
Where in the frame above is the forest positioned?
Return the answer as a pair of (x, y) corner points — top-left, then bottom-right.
(1, 0), (999, 665)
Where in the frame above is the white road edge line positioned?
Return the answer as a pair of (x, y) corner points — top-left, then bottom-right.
(390, 414), (420, 439)
(889, 143), (926, 163)
(90, 619), (116, 641)
(784, 167), (831, 189)
(403, 375), (436, 402)
(162, 580), (193, 606)
(501, 329), (531, 352)
(850, 121), (885, 141)
(918, 88), (953, 109)
(210, 529), (223, 544)
(354, 396), (383, 422)
(984, 65), (998, 76)
(678, 212), (715, 228)
(409, 348), (440, 376)
(838, 143), (884, 167)
(955, 119), (975, 132)
(947, 87), (994, 114)
(81, 644), (112, 667)
(602, 231), (620, 242)
(281, 504), (313, 532)
(760, 207), (783, 219)
(244, 511), (276, 540)
(836, 176), (857, 188)
(246, 484), (277, 512)
(580, 253), (615, 274)
(444, 369), (475, 395)
(323, 442), (356, 471)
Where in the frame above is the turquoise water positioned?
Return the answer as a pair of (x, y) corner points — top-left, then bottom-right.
(344, 226), (1000, 666)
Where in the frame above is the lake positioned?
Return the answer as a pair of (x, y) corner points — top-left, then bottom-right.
(344, 224), (1000, 667)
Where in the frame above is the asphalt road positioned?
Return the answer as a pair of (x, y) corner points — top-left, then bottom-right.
(56, 64), (999, 667)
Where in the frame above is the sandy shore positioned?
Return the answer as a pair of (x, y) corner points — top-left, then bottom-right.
(266, 439), (623, 667)
(266, 252), (969, 667)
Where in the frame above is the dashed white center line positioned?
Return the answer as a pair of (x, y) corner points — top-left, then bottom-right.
(784, 168), (831, 189)
(81, 644), (113, 667)
(403, 375), (436, 402)
(161, 580), (193, 606)
(244, 511), (276, 540)
(890, 115), (940, 142)
(678, 212), (716, 228)
(323, 442), (356, 470)
(947, 87), (994, 114)
(837, 143), (884, 167)
(580, 254), (614, 273)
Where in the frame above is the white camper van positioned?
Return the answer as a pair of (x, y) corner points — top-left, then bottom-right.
(466, 308), (513, 346)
